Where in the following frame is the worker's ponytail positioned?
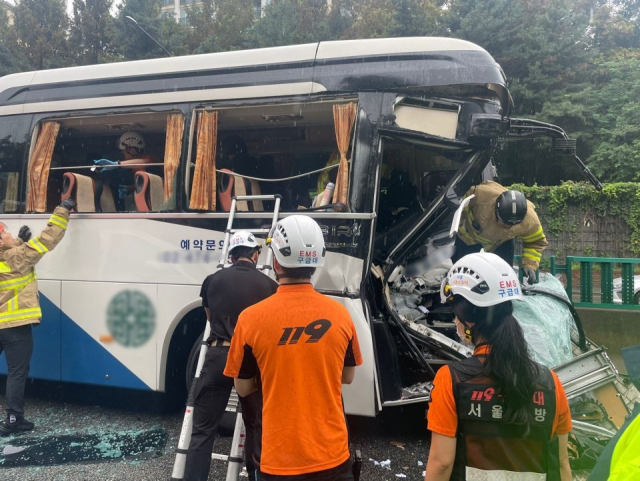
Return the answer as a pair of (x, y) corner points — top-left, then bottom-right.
(453, 296), (539, 427)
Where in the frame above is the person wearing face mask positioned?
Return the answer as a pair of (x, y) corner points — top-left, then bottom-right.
(425, 252), (572, 481)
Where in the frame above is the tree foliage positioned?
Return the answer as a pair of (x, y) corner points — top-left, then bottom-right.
(10, 0), (70, 70)
(2, 0), (640, 184)
(70, 0), (118, 65)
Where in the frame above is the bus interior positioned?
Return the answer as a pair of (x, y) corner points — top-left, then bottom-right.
(39, 99), (352, 215)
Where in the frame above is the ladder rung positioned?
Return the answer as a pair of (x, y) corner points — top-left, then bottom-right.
(233, 195), (280, 201)
(212, 453), (229, 461)
(227, 228), (271, 234)
(218, 263), (272, 271)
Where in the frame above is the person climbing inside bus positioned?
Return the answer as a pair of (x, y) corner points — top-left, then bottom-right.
(453, 180), (548, 284)
(225, 215), (362, 480)
(0, 197), (75, 435)
(424, 252), (572, 481)
(92, 132), (158, 210)
(93, 131), (156, 172)
(184, 230), (278, 481)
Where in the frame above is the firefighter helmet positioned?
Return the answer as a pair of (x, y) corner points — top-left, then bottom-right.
(267, 215), (326, 268)
(440, 252), (522, 307)
(229, 230), (260, 256)
(118, 131), (146, 151)
(495, 190), (528, 226)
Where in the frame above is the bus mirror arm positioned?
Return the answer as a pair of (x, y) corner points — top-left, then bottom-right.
(505, 119), (604, 190)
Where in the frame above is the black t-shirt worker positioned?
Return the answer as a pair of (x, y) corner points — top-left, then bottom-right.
(184, 231), (278, 481)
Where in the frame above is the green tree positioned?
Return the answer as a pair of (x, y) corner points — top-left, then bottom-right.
(115, 0), (174, 60)
(0, 8), (29, 77)
(187, 0), (255, 53)
(247, 0), (332, 48)
(11, 0), (71, 70)
(70, 0), (119, 65)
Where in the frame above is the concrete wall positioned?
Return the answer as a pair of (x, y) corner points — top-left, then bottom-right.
(577, 307), (640, 375)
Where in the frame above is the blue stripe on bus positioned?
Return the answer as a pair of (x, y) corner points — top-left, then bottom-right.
(0, 293), (151, 391)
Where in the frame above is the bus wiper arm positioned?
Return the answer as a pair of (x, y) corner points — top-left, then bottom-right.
(506, 119), (603, 190)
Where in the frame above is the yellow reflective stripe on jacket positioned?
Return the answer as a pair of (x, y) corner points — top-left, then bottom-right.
(521, 227), (545, 242)
(0, 271), (36, 291)
(0, 307), (42, 323)
(0, 261), (10, 273)
(28, 237), (49, 255)
(8, 290), (18, 311)
(49, 214), (68, 230)
(523, 250), (542, 261)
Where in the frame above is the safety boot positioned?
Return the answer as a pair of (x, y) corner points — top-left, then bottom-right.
(0, 414), (35, 435)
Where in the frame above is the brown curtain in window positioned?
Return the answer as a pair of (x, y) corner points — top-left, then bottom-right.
(332, 103), (357, 205)
(189, 111), (218, 211)
(27, 122), (60, 213)
(163, 113), (185, 204)
(4, 172), (19, 213)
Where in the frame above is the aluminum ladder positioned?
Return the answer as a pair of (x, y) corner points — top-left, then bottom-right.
(171, 194), (281, 481)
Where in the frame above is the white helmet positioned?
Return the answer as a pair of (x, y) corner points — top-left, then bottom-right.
(118, 131), (146, 151)
(229, 230), (260, 256)
(440, 252), (522, 307)
(268, 215), (326, 268)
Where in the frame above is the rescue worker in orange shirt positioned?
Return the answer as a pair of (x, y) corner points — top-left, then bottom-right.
(454, 181), (548, 284)
(425, 252), (572, 481)
(224, 215), (363, 481)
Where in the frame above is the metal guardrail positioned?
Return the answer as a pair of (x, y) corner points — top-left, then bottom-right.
(515, 255), (640, 309)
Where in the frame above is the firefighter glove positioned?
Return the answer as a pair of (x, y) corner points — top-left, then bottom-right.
(523, 267), (537, 285)
(60, 198), (77, 211)
(18, 225), (31, 242)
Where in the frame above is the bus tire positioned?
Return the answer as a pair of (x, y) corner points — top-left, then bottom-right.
(185, 333), (236, 436)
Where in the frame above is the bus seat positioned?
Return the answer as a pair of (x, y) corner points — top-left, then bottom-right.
(134, 172), (164, 212)
(218, 169), (235, 212)
(96, 182), (116, 213)
(247, 179), (264, 211)
(61, 172), (96, 212)
(217, 169), (263, 212)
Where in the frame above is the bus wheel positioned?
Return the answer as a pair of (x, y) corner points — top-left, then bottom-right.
(185, 334), (236, 436)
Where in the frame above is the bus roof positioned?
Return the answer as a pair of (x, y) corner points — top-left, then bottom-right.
(0, 37), (512, 115)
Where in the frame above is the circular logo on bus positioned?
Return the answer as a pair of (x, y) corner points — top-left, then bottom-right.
(106, 290), (156, 347)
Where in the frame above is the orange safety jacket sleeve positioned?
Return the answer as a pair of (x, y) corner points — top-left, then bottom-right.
(3, 207), (70, 276)
(518, 209), (548, 270)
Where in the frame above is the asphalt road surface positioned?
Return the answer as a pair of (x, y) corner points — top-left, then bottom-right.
(0, 381), (591, 481)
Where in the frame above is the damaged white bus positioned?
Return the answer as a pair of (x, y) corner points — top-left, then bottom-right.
(0, 37), (632, 442)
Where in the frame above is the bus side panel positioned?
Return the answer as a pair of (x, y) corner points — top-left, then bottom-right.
(0, 280), (62, 381)
(331, 296), (376, 417)
(156, 283), (203, 392)
(60, 281), (156, 390)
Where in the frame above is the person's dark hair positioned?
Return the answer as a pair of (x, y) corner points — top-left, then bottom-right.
(279, 266), (316, 280)
(230, 246), (257, 261)
(452, 295), (539, 426)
